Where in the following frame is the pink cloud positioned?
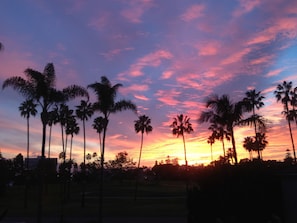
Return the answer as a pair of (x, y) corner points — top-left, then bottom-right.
(101, 47), (134, 60)
(176, 73), (203, 90)
(119, 84), (149, 95)
(161, 70), (174, 79)
(155, 89), (181, 106)
(121, 0), (155, 23)
(196, 41), (220, 56)
(181, 4), (205, 22)
(247, 17), (297, 45)
(221, 48), (251, 65)
(134, 94), (149, 101)
(124, 50), (173, 77)
(233, 0), (262, 17)
(250, 55), (274, 65)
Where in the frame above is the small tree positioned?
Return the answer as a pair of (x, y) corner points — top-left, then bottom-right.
(170, 114), (193, 167)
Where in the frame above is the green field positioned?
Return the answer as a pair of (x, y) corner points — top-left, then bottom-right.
(0, 180), (188, 221)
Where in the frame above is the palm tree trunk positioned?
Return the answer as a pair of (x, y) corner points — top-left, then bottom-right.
(99, 122), (107, 223)
(252, 108), (261, 159)
(65, 134), (68, 162)
(38, 111), (47, 222)
(61, 124), (65, 162)
(26, 117), (30, 169)
(48, 125), (52, 158)
(83, 119), (86, 165)
(69, 135), (73, 160)
(134, 132), (144, 200)
(182, 134), (187, 166)
(41, 113), (47, 158)
(230, 128), (238, 164)
(287, 118), (296, 163)
(81, 119), (86, 208)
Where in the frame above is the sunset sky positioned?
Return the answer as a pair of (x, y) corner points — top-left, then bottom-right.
(1, 0), (297, 167)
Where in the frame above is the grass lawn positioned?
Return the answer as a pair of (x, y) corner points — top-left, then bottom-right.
(0, 180), (188, 220)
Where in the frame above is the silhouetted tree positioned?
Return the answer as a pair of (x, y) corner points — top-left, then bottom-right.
(243, 136), (254, 160)
(19, 99), (37, 169)
(208, 123), (230, 157)
(2, 63), (88, 222)
(47, 109), (58, 158)
(207, 134), (215, 162)
(2, 63), (89, 158)
(134, 115), (153, 200)
(76, 100), (94, 168)
(241, 89), (266, 158)
(88, 76), (136, 222)
(274, 81), (296, 163)
(75, 100), (93, 208)
(65, 115), (79, 160)
(170, 114), (194, 166)
(92, 116), (106, 156)
(199, 94), (243, 164)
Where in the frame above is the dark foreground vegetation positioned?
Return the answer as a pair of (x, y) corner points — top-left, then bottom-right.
(1, 154), (297, 223)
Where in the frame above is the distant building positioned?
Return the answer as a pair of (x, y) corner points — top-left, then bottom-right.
(25, 156), (57, 172)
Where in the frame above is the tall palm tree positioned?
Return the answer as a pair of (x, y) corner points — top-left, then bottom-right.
(19, 99), (37, 169)
(241, 89), (266, 158)
(208, 122), (229, 157)
(88, 76), (137, 222)
(243, 136), (254, 160)
(75, 100), (94, 167)
(199, 94), (243, 164)
(75, 100), (94, 208)
(134, 115), (153, 169)
(2, 63), (88, 223)
(290, 87), (297, 125)
(274, 81), (296, 163)
(47, 109), (59, 158)
(57, 104), (74, 162)
(2, 63), (89, 158)
(134, 115), (153, 200)
(170, 114), (194, 166)
(92, 116), (106, 155)
(255, 132), (268, 159)
(0, 42), (3, 51)
(207, 134), (215, 162)
(65, 116), (79, 161)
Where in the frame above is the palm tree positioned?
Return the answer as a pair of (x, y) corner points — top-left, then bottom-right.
(0, 42), (3, 51)
(57, 104), (74, 162)
(2, 63), (88, 222)
(170, 114), (194, 166)
(134, 115), (153, 169)
(243, 136), (254, 160)
(255, 132), (268, 159)
(19, 99), (37, 169)
(274, 81), (296, 163)
(290, 87), (297, 125)
(2, 63), (89, 158)
(207, 134), (215, 162)
(75, 100), (93, 208)
(88, 76), (137, 222)
(199, 94), (243, 164)
(241, 89), (266, 158)
(47, 109), (59, 158)
(92, 116), (106, 155)
(65, 115), (79, 161)
(134, 115), (153, 200)
(208, 122), (229, 157)
(75, 100), (94, 167)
